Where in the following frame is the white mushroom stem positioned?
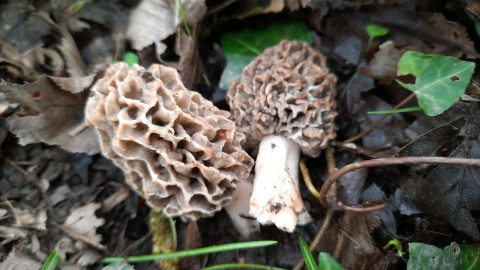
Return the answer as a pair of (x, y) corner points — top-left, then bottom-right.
(249, 135), (312, 232)
(224, 179), (260, 238)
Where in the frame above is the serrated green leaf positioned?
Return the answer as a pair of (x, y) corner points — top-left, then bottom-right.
(396, 51), (475, 116)
(407, 242), (480, 270)
(219, 21), (313, 90)
(299, 237), (319, 270)
(318, 252), (344, 270)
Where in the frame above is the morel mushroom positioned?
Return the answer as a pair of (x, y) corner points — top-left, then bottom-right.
(227, 40), (337, 232)
(86, 62), (254, 220)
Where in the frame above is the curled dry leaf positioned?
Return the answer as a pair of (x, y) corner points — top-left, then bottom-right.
(65, 203), (105, 244)
(126, 0), (206, 52)
(0, 249), (42, 270)
(12, 208), (47, 231)
(0, 75), (100, 155)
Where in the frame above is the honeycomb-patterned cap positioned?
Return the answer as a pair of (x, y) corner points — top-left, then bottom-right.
(86, 62), (254, 220)
(227, 40), (337, 157)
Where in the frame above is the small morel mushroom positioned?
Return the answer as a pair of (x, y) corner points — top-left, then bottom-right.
(227, 40), (337, 232)
(85, 62), (254, 220)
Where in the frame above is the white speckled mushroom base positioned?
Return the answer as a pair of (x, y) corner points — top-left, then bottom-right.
(85, 63), (253, 220)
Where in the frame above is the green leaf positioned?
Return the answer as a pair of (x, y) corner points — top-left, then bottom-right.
(40, 250), (61, 270)
(123, 52), (139, 66)
(396, 51), (475, 116)
(475, 21), (480, 37)
(407, 242), (480, 270)
(367, 106), (422, 115)
(98, 240), (277, 264)
(299, 237), (319, 270)
(202, 263), (287, 270)
(365, 24), (389, 44)
(318, 252), (344, 270)
(219, 21), (313, 89)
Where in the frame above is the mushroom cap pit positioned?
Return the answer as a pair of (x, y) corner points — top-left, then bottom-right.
(227, 40), (337, 157)
(86, 62), (254, 220)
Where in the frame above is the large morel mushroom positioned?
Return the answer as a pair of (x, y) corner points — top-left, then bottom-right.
(227, 40), (337, 232)
(85, 62), (253, 220)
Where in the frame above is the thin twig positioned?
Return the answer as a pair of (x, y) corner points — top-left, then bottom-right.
(342, 93), (416, 143)
(294, 146), (337, 270)
(319, 156), (480, 211)
(3, 158), (57, 220)
(51, 221), (106, 251)
(205, 0), (239, 16)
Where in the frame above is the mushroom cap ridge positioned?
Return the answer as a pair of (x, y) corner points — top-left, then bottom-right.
(86, 62), (254, 220)
(227, 40), (337, 157)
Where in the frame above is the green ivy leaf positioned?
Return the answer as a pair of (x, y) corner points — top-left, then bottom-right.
(407, 242), (480, 270)
(219, 21), (313, 90)
(396, 51), (475, 116)
(365, 24), (389, 44)
(318, 252), (345, 270)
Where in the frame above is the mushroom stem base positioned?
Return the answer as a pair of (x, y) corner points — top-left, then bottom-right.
(249, 135), (312, 232)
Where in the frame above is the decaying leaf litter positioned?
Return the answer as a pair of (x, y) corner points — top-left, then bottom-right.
(1, 0), (480, 269)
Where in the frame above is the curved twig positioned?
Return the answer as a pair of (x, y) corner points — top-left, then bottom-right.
(319, 156), (480, 211)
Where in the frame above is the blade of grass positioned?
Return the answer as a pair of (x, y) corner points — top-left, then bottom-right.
(178, 0), (192, 37)
(299, 237), (319, 270)
(367, 106), (422, 115)
(98, 240), (277, 264)
(40, 250), (61, 270)
(202, 263), (287, 270)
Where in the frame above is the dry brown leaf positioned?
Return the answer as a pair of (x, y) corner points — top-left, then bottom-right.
(417, 12), (476, 58)
(0, 75), (100, 154)
(234, 0), (284, 19)
(364, 41), (403, 84)
(173, 27), (204, 89)
(0, 226), (29, 244)
(0, 249), (42, 270)
(127, 0), (206, 52)
(65, 203), (105, 244)
(337, 212), (383, 269)
(13, 208), (47, 231)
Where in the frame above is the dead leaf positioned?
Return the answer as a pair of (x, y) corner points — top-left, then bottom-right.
(0, 75), (100, 154)
(405, 138), (480, 239)
(0, 248), (42, 270)
(0, 209), (7, 220)
(65, 203), (105, 244)
(51, 185), (72, 205)
(232, 0), (284, 19)
(126, 0), (206, 52)
(172, 27), (204, 89)
(337, 212), (383, 269)
(13, 208), (47, 230)
(396, 104), (480, 239)
(364, 41), (403, 84)
(0, 226), (29, 244)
